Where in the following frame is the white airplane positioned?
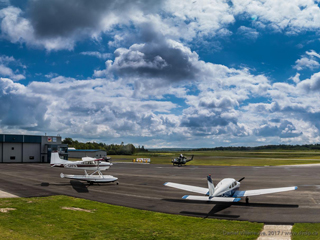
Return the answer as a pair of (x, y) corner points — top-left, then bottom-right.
(50, 152), (112, 171)
(50, 152), (118, 185)
(164, 175), (297, 203)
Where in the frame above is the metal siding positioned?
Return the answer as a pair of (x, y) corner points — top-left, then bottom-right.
(23, 143), (41, 162)
(24, 136), (42, 143)
(5, 135), (23, 143)
(0, 135), (3, 142)
(0, 143), (2, 162)
(3, 143), (22, 163)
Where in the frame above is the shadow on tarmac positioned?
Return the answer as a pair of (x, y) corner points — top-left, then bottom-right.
(163, 199), (299, 208)
(181, 203), (240, 218)
(179, 201), (299, 219)
(70, 180), (89, 193)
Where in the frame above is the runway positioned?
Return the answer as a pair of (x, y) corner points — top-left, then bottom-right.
(0, 162), (319, 223)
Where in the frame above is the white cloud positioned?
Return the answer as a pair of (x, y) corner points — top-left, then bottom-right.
(0, 55), (25, 81)
(80, 51), (112, 59)
(232, 0), (320, 33)
(237, 26), (259, 40)
(306, 50), (320, 59)
(294, 50), (320, 71)
(290, 73), (300, 84)
(294, 57), (320, 71)
(2, 1), (320, 52)
(0, 6), (75, 51)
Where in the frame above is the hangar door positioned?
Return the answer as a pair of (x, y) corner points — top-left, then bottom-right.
(3, 143), (22, 163)
(23, 143), (41, 163)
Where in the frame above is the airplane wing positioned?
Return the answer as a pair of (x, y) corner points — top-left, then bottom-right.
(81, 158), (104, 163)
(164, 182), (208, 195)
(233, 186), (297, 197)
(182, 195), (241, 202)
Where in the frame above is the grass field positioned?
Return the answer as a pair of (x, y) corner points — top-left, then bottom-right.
(109, 150), (320, 166)
(292, 224), (320, 240)
(0, 195), (263, 240)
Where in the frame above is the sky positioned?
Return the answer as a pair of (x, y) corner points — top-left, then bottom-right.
(0, 0), (320, 148)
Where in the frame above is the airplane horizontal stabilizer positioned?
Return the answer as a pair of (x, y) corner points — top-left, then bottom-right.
(164, 182), (208, 195)
(182, 195), (241, 202)
(233, 186), (298, 197)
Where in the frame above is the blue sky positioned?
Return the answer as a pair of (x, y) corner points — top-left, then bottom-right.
(1, 0), (320, 148)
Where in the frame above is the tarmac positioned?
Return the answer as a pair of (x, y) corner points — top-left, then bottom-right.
(0, 162), (320, 223)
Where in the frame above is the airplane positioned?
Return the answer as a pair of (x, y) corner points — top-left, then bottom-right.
(50, 152), (112, 171)
(164, 175), (297, 203)
(50, 152), (118, 185)
(172, 154), (194, 166)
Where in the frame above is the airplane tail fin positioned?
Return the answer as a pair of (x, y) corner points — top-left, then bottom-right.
(207, 175), (215, 197)
(50, 152), (64, 166)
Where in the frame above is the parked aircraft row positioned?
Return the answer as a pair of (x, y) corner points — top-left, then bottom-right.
(50, 152), (297, 203)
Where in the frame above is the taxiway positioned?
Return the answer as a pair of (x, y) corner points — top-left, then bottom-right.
(0, 163), (319, 223)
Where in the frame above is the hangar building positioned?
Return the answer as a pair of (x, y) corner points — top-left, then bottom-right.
(68, 149), (106, 159)
(0, 134), (68, 163)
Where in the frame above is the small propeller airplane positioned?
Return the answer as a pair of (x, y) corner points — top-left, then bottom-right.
(50, 152), (118, 185)
(164, 175), (297, 203)
(172, 154), (194, 166)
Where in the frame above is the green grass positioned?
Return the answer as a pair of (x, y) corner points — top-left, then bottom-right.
(0, 195), (263, 240)
(110, 150), (320, 166)
(292, 224), (320, 240)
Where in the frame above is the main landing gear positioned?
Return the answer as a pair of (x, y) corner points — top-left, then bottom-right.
(246, 197), (249, 204)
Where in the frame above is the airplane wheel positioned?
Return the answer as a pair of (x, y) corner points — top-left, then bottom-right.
(116, 182), (119, 185)
(178, 164), (181, 167)
(89, 182), (93, 185)
(246, 197), (249, 204)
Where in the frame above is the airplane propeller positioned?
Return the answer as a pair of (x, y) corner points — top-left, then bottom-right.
(238, 177), (245, 182)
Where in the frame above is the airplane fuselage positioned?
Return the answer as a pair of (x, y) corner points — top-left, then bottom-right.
(211, 178), (240, 197)
(51, 161), (111, 171)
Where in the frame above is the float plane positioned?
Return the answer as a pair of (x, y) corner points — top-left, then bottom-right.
(172, 154), (194, 166)
(50, 152), (118, 184)
(164, 175), (297, 203)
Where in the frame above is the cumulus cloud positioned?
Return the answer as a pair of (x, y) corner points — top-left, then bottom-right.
(0, 55), (25, 81)
(254, 120), (302, 138)
(297, 71), (320, 92)
(2, 1), (320, 146)
(242, 70), (320, 143)
(99, 40), (199, 82)
(0, 6), (75, 50)
(0, 75), (181, 140)
(2, 0), (320, 52)
(237, 26), (259, 40)
(0, 78), (49, 129)
(294, 58), (320, 71)
(232, 0), (320, 34)
(294, 50), (320, 71)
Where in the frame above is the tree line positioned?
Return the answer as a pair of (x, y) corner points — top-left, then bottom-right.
(62, 138), (148, 155)
(193, 144), (320, 151)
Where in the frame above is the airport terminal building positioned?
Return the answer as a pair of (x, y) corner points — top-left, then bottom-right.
(0, 134), (68, 163)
